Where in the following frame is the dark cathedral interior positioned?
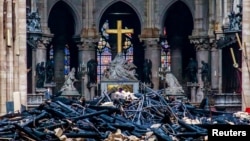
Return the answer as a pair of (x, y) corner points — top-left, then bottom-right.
(0, 0), (249, 140)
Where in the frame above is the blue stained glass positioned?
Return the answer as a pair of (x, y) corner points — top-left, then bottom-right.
(64, 45), (70, 76)
(97, 45), (112, 82)
(65, 48), (70, 55)
(50, 49), (53, 55)
(161, 45), (171, 69)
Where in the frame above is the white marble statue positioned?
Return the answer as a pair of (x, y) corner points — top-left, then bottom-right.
(165, 72), (184, 94)
(60, 67), (78, 91)
(102, 53), (138, 81)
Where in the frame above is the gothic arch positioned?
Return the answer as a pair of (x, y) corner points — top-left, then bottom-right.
(48, 0), (82, 35)
(96, 1), (144, 80)
(160, 0), (194, 85)
(48, 1), (80, 91)
(160, 0), (194, 34)
(96, 0), (142, 32)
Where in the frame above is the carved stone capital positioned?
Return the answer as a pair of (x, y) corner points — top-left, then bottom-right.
(41, 33), (53, 46)
(189, 35), (211, 51)
(209, 36), (217, 50)
(81, 28), (98, 38)
(140, 28), (160, 38)
(140, 38), (159, 48)
(27, 32), (53, 49)
(76, 36), (99, 50)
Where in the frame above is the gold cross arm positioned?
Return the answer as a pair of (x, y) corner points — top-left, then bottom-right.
(105, 20), (134, 54)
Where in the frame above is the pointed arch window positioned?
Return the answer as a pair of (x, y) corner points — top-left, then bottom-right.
(64, 44), (70, 78)
(161, 40), (171, 70)
(97, 20), (134, 81)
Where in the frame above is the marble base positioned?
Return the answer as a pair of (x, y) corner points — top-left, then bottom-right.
(35, 88), (47, 93)
(213, 93), (241, 112)
(60, 90), (80, 97)
(44, 82), (56, 87)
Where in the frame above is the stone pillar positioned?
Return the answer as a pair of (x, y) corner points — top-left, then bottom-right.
(79, 0), (99, 99)
(193, 0), (206, 36)
(37, 0), (50, 34)
(141, 37), (161, 90)
(0, 0), (8, 114)
(0, 0), (27, 114)
(191, 87), (197, 103)
(35, 40), (47, 65)
(77, 38), (97, 100)
(242, 0), (250, 110)
(35, 34), (53, 88)
(139, 0), (161, 90)
(210, 41), (219, 90)
(32, 47), (36, 93)
(54, 42), (66, 92)
(78, 39), (96, 65)
(190, 36), (210, 102)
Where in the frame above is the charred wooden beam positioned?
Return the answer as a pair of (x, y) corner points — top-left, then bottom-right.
(71, 109), (110, 121)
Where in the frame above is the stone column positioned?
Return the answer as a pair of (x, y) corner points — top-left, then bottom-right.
(37, 0), (50, 34)
(210, 40), (219, 90)
(0, 0), (27, 114)
(242, 0), (250, 110)
(141, 37), (161, 90)
(78, 38), (97, 100)
(139, 0), (160, 90)
(32, 46), (36, 94)
(193, 0), (206, 36)
(79, 0), (99, 99)
(0, 1), (8, 114)
(54, 41), (66, 92)
(35, 40), (47, 66)
(190, 36), (210, 102)
(35, 39), (47, 93)
(208, 0), (220, 92)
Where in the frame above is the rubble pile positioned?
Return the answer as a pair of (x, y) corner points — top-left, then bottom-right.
(0, 90), (250, 141)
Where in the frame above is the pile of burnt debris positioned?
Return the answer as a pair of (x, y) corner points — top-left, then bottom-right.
(0, 90), (250, 141)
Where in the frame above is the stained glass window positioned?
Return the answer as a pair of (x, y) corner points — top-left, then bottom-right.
(123, 37), (133, 62)
(97, 20), (134, 82)
(161, 40), (171, 71)
(64, 45), (70, 78)
(49, 45), (54, 60)
(97, 47), (112, 82)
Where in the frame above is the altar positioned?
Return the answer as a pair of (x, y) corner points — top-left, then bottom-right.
(100, 80), (139, 94)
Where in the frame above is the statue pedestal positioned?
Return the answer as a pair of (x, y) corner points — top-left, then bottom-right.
(35, 88), (47, 94)
(60, 90), (80, 98)
(86, 83), (97, 100)
(100, 80), (139, 94)
(187, 82), (200, 102)
(44, 82), (56, 95)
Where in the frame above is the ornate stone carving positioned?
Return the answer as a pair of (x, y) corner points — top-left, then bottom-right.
(209, 37), (217, 50)
(189, 36), (211, 51)
(27, 33), (53, 49)
(141, 38), (159, 48)
(216, 33), (237, 49)
(77, 37), (99, 50)
(26, 8), (42, 32)
(225, 5), (242, 32)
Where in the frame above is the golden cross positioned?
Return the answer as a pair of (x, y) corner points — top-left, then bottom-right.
(105, 20), (134, 54)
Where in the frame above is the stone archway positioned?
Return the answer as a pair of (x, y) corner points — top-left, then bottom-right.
(48, 1), (78, 92)
(163, 1), (194, 87)
(98, 2), (143, 80)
